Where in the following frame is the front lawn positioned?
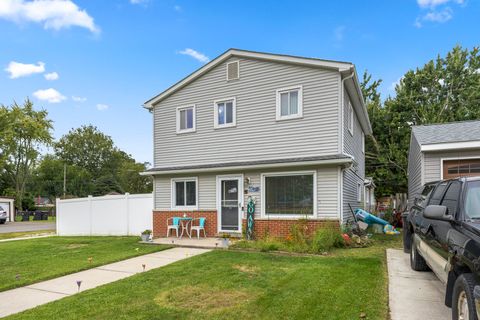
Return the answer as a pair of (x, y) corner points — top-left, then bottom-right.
(8, 235), (401, 320)
(0, 236), (170, 292)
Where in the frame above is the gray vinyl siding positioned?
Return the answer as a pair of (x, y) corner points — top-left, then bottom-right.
(342, 90), (365, 222)
(154, 165), (340, 219)
(407, 134), (423, 209)
(423, 149), (480, 183)
(153, 56), (340, 168)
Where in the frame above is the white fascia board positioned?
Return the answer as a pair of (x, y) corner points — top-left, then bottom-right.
(421, 141), (480, 152)
(140, 157), (353, 176)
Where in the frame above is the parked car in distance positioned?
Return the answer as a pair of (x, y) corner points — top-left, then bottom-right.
(403, 177), (480, 320)
(0, 206), (7, 224)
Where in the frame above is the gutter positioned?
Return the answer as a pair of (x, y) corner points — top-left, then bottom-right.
(141, 157), (353, 176)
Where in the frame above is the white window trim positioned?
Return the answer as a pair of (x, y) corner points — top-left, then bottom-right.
(261, 170), (317, 219)
(357, 182), (362, 202)
(275, 85), (303, 121)
(348, 102), (354, 136)
(226, 61), (240, 81)
(361, 131), (365, 153)
(170, 177), (198, 210)
(176, 105), (196, 134)
(214, 97), (237, 129)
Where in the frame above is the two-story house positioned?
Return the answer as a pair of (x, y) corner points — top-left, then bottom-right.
(142, 49), (372, 238)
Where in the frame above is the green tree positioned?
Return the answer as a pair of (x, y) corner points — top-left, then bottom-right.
(30, 155), (94, 199)
(55, 125), (117, 177)
(1, 99), (53, 209)
(362, 45), (480, 196)
(54, 125), (152, 196)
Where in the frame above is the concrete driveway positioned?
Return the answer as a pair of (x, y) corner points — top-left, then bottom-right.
(0, 221), (55, 233)
(387, 249), (450, 320)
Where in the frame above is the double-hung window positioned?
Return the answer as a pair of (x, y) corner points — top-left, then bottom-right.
(276, 86), (303, 120)
(262, 171), (315, 216)
(214, 98), (236, 128)
(176, 105), (196, 133)
(171, 177), (197, 209)
(348, 102), (354, 135)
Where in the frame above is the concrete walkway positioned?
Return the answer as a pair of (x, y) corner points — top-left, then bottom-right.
(0, 247), (210, 318)
(387, 249), (450, 320)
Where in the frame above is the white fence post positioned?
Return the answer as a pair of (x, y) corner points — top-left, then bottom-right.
(88, 195), (93, 236)
(56, 198), (60, 235)
(125, 193), (130, 235)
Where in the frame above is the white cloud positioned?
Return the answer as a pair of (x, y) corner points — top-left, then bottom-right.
(438, 78), (445, 86)
(72, 95), (86, 102)
(334, 25), (346, 42)
(5, 61), (45, 79)
(33, 88), (66, 103)
(178, 48), (210, 63)
(0, 0), (99, 33)
(44, 71), (58, 80)
(423, 8), (452, 22)
(417, 0), (463, 8)
(96, 103), (109, 111)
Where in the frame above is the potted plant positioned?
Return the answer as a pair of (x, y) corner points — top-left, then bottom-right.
(141, 229), (152, 242)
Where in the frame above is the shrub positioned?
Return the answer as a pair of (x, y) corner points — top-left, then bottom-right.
(311, 225), (345, 253)
(258, 237), (282, 252)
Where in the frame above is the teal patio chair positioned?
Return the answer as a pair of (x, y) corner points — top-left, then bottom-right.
(167, 217), (180, 237)
(190, 217), (206, 239)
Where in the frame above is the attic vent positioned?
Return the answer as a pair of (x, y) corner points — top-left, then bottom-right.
(226, 61), (239, 81)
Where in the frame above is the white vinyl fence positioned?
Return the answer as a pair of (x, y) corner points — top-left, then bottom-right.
(56, 193), (153, 236)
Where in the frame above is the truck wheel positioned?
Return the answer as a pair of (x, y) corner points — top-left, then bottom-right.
(452, 274), (478, 320)
(403, 223), (412, 253)
(410, 234), (429, 271)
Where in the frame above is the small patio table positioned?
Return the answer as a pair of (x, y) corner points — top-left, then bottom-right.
(178, 217), (193, 239)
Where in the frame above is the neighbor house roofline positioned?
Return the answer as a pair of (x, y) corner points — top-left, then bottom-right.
(420, 140), (480, 152)
(141, 154), (353, 176)
(143, 48), (372, 135)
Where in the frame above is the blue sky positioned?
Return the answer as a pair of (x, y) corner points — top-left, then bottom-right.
(0, 0), (478, 163)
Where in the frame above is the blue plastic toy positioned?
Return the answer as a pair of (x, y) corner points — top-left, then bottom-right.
(354, 208), (400, 235)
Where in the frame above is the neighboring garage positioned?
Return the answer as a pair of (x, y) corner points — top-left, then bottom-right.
(0, 197), (15, 222)
(408, 120), (480, 207)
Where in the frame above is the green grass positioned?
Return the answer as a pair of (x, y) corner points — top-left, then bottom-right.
(7, 234), (402, 320)
(0, 236), (170, 292)
(14, 215), (56, 222)
(0, 230), (55, 240)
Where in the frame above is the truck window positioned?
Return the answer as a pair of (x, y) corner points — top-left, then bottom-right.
(429, 182), (448, 205)
(416, 184), (435, 208)
(465, 181), (480, 219)
(440, 181), (461, 216)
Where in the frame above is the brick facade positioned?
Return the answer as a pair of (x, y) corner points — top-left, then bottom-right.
(153, 210), (339, 239)
(242, 218), (340, 239)
(153, 210), (217, 238)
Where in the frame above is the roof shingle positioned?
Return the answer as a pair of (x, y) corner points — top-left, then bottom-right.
(412, 120), (480, 145)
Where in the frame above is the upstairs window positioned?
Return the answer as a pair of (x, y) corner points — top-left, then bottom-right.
(276, 86), (303, 120)
(176, 105), (196, 134)
(348, 102), (354, 135)
(362, 131), (365, 153)
(214, 98), (236, 128)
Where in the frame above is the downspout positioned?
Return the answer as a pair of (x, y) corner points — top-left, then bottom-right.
(339, 67), (355, 223)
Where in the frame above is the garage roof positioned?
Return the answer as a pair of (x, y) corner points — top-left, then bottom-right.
(412, 120), (480, 145)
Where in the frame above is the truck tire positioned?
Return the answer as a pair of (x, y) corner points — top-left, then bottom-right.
(452, 274), (478, 320)
(410, 234), (429, 271)
(403, 221), (412, 253)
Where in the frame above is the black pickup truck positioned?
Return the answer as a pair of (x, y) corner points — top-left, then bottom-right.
(403, 177), (480, 320)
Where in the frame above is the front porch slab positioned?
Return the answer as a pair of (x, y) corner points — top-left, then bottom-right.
(152, 237), (230, 249)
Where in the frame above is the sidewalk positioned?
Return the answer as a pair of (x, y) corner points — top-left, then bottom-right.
(0, 247), (210, 318)
(387, 249), (450, 320)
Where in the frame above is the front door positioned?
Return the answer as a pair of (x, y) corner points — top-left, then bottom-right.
(217, 176), (242, 233)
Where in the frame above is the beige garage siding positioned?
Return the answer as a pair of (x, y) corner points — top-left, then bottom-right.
(424, 149), (480, 183)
